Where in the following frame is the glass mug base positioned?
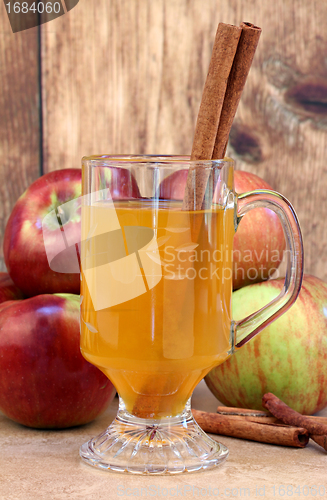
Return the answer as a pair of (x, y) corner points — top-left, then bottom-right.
(80, 398), (228, 475)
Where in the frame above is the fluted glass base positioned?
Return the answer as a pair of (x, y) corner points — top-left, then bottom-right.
(80, 398), (228, 475)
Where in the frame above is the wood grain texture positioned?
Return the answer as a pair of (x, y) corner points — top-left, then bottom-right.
(221, 0), (327, 281)
(41, 0), (327, 279)
(41, 0), (219, 165)
(0, 3), (40, 271)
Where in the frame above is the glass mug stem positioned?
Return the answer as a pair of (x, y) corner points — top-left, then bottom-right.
(80, 395), (229, 474)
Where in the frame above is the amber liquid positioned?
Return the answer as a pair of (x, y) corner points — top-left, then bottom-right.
(80, 200), (234, 417)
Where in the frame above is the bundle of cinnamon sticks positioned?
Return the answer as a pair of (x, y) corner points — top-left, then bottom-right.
(192, 393), (327, 451)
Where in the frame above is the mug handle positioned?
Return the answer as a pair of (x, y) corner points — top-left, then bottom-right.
(233, 189), (304, 349)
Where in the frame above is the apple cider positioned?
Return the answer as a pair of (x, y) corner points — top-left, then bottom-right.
(80, 199), (235, 418)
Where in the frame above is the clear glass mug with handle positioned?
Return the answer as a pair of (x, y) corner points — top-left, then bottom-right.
(79, 155), (303, 474)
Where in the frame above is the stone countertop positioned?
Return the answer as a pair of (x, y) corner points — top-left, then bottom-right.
(1, 381), (326, 500)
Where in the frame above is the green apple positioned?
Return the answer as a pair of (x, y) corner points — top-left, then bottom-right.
(205, 275), (327, 415)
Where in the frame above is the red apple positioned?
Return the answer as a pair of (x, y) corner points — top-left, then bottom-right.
(4, 169), (82, 297)
(0, 293), (116, 428)
(3, 167), (141, 297)
(205, 275), (327, 415)
(0, 272), (24, 303)
(159, 169), (285, 289)
(233, 170), (285, 290)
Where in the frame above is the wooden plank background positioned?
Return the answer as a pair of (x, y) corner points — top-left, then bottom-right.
(1, 0), (327, 280)
(0, 2), (40, 271)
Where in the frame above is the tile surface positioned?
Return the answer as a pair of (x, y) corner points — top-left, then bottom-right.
(1, 381), (326, 500)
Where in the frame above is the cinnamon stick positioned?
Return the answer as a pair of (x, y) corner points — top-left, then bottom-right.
(130, 373), (182, 419)
(217, 406), (271, 417)
(216, 406), (279, 425)
(217, 404), (327, 450)
(192, 409), (309, 448)
(217, 414), (279, 425)
(212, 22), (262, 159)
(311, 435), (327, 451)
(132, 21), (260, 419)
(182, 23), (241, 211)
(262, 393), (327, 436)
(131, 23), (241, 418)
(217, 405), (327, 424)
(183, 22), (261, 211)
(190, 23), (242, 162)
(305, 416), (327, 424)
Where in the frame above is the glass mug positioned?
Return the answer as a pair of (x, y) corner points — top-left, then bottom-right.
(79, 155), (303, 474)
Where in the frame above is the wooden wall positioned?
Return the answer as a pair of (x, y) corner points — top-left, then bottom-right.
(0, 4), (40, 270)
(1, 0), (327, 280)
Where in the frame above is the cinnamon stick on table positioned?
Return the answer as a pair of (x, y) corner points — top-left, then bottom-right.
(262, 393), (327, 435)
(262, 393), (327, 452)
(217, 406), (272, 416)
(216, 405), (279, 424)
(192, 409), (309, 448)
(217, 405), (327, 424)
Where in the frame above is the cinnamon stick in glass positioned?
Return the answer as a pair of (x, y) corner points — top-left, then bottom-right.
(182, 23), (241, 211)
(190, 23), (242, 162)
(192, 409), (309, 447)
(132, 21), (260, 419)
(212, 22), (262, 159)
(182, 22), (261, 211)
